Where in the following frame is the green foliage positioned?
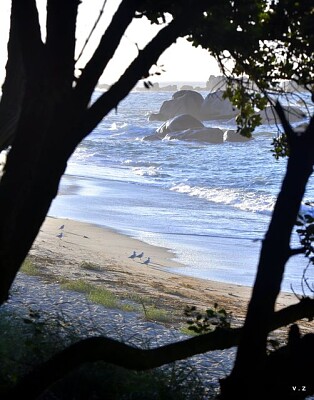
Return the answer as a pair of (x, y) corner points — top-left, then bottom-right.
(271, 134), (290, 159)
(183, 0), (314, 142)
(296, 204), (314, 264)
(223, 83), (267, 137)
(184, 303), (232, 334)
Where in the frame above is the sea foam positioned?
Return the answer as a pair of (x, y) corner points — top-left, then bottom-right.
(170, 183), (275, 213)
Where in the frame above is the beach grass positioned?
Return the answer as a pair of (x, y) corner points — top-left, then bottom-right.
(24, 257), (175, 321)
(125, 293), (173, 322)
(61, 279), (94, 293)
(61, 279), (120, 309)
(21, 258), (40, 275)
(180, 326), (198, 336)
(143, 305), (172, 323)
(88, 287), (118, 309)
(60, 279), (172, 321)
(79, 261), (102, 271)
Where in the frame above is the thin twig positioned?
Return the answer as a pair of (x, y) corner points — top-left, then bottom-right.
(76, 0), (107, 64)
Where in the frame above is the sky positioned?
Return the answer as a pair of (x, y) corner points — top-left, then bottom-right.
(0, 0), (221, 86)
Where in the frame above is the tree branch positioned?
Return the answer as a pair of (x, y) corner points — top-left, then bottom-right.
(46, 0), (80, 91)
(12, 0), (43, 79)
(74, 0), (142, 110)
(289, 247), (306, 257)
(274, 100), (295, 144)
(6, 298), (314, 399)
(75, 0), (107, 64)
(74, 11), (192, 144)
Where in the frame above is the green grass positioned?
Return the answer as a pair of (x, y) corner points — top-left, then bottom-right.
(79, 261), (102, 271)
(88, 287), (118, 308)
(127, 293), (155, 306)
(61, 279), (95, 294)
(144, 305), (172, 323)
(61, 279), (119, 309)
(61, 280), (172, 322)
(180, 326), (198, 336)
(125, 294), (173, 323)
(20, 258), (39, 275)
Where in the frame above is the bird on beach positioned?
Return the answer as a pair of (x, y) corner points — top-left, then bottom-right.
(136, 252), (144, 259)
(56, 232), (63, 239)
(129, 251), (137, 259)
(143, 257), (150, 265)
(59, 224), (65, 230)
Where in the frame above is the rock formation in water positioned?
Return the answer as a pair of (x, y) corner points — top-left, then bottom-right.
(149, 89), (238, 121)
(144, 114), (225, 143)
(156, 114), (204, 134)
(200, 90), (238, 120)
(149, 90), (204, 121)
(223, 130), (252, 142)
(259, 105), (306, 123)
(146, 88), (307, 145)
(149, 89), (307, 124)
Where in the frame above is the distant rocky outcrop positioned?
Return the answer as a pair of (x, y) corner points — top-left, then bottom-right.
(259, 105), (306, 124)
(206, 75), (227, 91)
(156, 114), (204, 135)
(144, 114), (229, 144)
(145, 114), (204, 140)
(149, 90), (204, 121)
(200, 90), (238, 120)
(149, 88), (307, 125)
(205, 75), (307, 93)
(149, 89), (239, 122)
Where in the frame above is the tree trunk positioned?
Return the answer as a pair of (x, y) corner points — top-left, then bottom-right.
(220, 116), (314, 398)
(0, 1), (25, 151)
(0, 2), (203, 304)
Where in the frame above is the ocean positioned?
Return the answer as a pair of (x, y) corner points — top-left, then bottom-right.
(49, 87), (314, 294)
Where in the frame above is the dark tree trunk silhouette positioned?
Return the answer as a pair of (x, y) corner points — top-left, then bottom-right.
(0, 4), (25, 152)
(0, 0), (199, 304)
(220, 109), (314, 399)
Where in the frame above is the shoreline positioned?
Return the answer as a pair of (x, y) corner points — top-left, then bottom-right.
(28, 216), (303, 330)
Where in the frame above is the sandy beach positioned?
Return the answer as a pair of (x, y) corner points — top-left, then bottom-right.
(27, 215), (307, 335)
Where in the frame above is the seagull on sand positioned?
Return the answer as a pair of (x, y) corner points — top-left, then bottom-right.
(59, 224), (65, 230)
(56, 232), (63, 239)
(136, 252), (144, 259)
(129, 251), (137, 259)
(143, 257), (150, 265)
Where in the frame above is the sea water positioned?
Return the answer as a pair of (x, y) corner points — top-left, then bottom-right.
(49, 88), (314, 294)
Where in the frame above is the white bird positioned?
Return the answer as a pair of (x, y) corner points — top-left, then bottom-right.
(129, 251), (137, 259)
(136, 252), (144, 259)
(57, 232), (63, 239)
(143, 257), (150, 265)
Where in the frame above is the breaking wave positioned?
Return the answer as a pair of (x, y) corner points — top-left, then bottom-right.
(170, 183), (275, 213)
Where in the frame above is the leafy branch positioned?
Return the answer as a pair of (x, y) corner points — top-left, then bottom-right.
(184, 303), (232, 334)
